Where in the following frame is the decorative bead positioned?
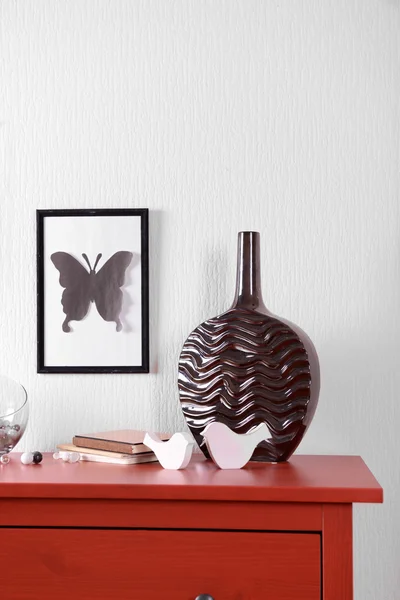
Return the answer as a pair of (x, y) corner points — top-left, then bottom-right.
(12, 424), (20, 432)
(32, 451), (43, 464)
(0, 454), (10, 464)
(20, 452), (34, 465)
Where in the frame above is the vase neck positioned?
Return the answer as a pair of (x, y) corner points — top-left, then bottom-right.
(231, 231), (268, 312)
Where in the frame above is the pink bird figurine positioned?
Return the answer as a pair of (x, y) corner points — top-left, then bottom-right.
(143, 432), (195, 470)
(202, 422), (271, 469)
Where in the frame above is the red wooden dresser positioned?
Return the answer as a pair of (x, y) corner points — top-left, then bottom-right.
(0, 453), (382, 599)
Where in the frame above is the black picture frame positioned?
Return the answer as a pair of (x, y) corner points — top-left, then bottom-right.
(37, 208), (149, 374)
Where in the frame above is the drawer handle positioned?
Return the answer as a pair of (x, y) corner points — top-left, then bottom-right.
(195, 596), (214, 600)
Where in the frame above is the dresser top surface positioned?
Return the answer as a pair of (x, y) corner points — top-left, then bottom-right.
(0, 453), (382, 503)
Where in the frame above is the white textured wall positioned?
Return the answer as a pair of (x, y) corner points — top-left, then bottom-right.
(1, 1), (399, 597)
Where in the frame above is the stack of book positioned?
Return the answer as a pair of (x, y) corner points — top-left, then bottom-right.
(57, 429), (171, 465)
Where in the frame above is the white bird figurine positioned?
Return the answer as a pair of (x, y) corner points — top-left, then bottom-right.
(202, 422), (270, 469)
(143, 432), (195, 470)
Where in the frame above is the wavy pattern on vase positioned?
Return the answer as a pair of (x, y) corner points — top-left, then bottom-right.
(178, 307), (313, 462)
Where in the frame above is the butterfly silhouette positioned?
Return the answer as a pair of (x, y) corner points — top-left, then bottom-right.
(51, 251), (133, 333)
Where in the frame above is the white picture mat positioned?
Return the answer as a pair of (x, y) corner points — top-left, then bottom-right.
(44, 215), (143, 367)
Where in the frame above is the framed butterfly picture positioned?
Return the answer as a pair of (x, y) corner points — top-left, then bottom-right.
(37, 208), (149, 373)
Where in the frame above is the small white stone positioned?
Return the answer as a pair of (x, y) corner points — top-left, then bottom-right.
(7, 428), (20, 440)
(66, 452), (80, 463)
(20, 452), (34, 465)
(53, 450), (80, 463)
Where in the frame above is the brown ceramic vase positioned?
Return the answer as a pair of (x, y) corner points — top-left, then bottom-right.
(178, 231), (320, 462)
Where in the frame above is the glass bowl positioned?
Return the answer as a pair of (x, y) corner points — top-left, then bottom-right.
(0, 376), (28, 461)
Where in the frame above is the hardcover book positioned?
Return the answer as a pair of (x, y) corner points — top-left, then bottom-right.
(57, 443), (155, 460)
(72, 429), (170, 455)
(78, 453), (158, 465)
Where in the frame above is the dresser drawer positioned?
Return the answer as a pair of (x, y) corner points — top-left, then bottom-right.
(1, 528), (320, 599)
